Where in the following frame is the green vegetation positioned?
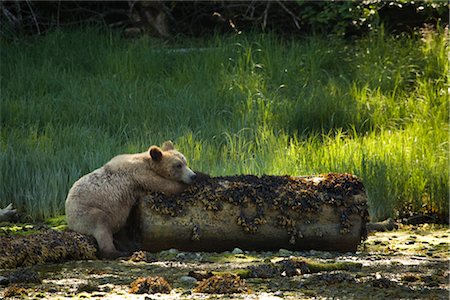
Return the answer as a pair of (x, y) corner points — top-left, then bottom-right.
(1, 27), (448, 221)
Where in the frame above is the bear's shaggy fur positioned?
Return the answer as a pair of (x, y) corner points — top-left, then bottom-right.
(65, 141), (196, 258)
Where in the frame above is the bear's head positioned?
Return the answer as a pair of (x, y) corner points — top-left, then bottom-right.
(148, 141), (197, 184)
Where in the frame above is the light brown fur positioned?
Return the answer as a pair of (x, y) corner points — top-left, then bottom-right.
(65, 141), (196, 258)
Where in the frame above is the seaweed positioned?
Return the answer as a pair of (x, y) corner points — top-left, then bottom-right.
(194, 273), (249, 294)
(0, 229), (97, 269)
(129, 275), (172, 294)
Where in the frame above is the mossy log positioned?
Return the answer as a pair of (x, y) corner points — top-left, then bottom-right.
(131, 173), (369, 253)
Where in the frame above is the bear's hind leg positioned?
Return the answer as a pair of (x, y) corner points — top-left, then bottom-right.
(93, 225), (129, 259)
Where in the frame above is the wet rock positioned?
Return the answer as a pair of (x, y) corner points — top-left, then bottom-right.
(188, 270), (214, 281)
(0, 275), (9, 285)
(179, 276), (197, 286)
(168, 248), (179, 254)
(278, 249), (293, 257)
(77, 282), (101, 293)
(5, 268), (41, 284)
(129, 276), (172, 294)
(176, 252), (201, 261)
(371, 276), (395, 288)
(401, 274), (420, 282)
(248, 263), (280, 278)
(158, 249), (179, 260)
(232, 248), (244, 254)
(307, 250), (334, 258)
(274, 290), (284, 297)
(279, 258), (310, 276)
(194, 273), (249, 294)
(313, 271), (356, 284)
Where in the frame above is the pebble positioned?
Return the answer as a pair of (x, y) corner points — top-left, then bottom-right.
(179, 276), (197, 286)
(278, 249), (293, 256)
(309, 249), (332, 258)
(274, 290), (284, 297)
(232, 248), (244, 254)
(168, 248), (179, 254)
(0, 275), (9, 285)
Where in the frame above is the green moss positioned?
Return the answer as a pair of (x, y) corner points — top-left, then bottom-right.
(213, 269), (252, 279)
(0, 222), (38, 236)
(205, 253), (262, 263)
(45, 215), (68, 231)
(0, 216), (68, 236)
(225, 259), (362, 280)
(306, 260), (363, 273)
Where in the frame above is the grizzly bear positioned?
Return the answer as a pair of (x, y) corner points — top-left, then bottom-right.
(65, 141), (196, 259)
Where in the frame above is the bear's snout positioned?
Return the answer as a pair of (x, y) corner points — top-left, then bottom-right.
(181, 168), (197, 184)
(190, 173), (198, 182)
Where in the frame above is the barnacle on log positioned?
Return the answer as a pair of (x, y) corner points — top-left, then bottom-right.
(136, 173), (369, 253)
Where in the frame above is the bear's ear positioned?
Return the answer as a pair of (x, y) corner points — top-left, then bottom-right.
(162, 140), (174, 151)
(149, 146), (163, 162)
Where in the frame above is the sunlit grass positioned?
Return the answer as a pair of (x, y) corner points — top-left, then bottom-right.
(1, 27), (448, 221)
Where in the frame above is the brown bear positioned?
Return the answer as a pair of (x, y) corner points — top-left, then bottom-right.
(65, 141), (196, 259)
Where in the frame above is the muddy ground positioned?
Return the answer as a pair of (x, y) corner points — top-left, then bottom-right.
(1, 224), (448, 299)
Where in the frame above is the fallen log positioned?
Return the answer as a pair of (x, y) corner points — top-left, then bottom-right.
(131, 173), (369, 253)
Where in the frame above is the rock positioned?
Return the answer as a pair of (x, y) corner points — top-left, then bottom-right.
(278, 249), (293, 257)
(7, 268), (41, 284)
(0, 275), (9, 285)
(188, 270), (214, 281)
(371, 276), (395, 288)
(158, 249), (178, 260)
(168, 248), (179, 254)
(77, 282), (101, 293)
(179, 276), (197, 286)
(314, 271), (356, 284)
(232, 248), (244, 254)
(274, 291), (284, 297)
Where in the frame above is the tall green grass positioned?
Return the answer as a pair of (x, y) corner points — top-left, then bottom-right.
(1, 28), (448, 221)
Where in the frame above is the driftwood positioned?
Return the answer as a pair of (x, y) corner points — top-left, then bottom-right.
(129, 173), (369, 253)
(0, 204), (17, 222)
(367, 218), (398, 232)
